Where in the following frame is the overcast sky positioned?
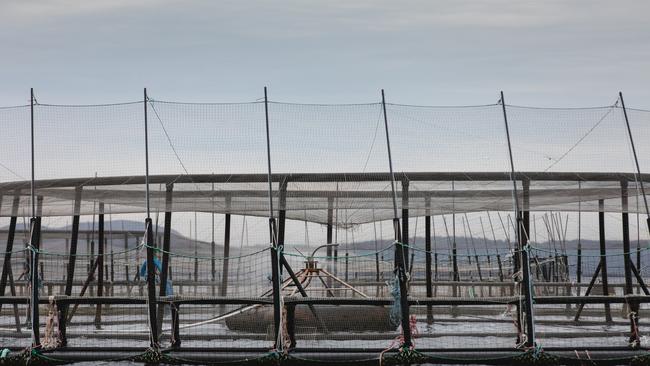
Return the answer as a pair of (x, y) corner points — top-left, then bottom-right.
(2, 0), (650, 244)
(1, 0), (649, 107)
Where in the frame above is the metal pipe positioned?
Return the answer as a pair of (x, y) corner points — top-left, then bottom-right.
(263, 87), (283, 351)
(30, 88), (35, 219)
(381, 90), (399, 221)
(264, 87), (274, 220)
(621, 181), (640, 347)
(598, 199), (612, 322)
(157, 184), (173, 333)
(619, 92), (650, 226)
(144, 88), (151, 218)
(499, 91), (536, 347)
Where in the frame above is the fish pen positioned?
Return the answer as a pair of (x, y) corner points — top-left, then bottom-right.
(0, 90), (649, 365)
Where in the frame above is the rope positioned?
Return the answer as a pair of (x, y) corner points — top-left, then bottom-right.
(143, 242), (269, 260)
(41, 296), (60, 350)
(530, 244), (650, 257)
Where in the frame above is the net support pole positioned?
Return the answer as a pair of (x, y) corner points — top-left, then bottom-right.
(621, 181), (640, 347)
(264, 87), (284, 351)
(577, 182), (582, 284)
(157, 183), (173, 335)
(30, 88), (35, 223)
(94, 202), (105, 329)
(326, 198), (333, 257)
(402, 179), (410, 269)
(59, 187), (82, 346)
(28, 87), (43, 348)
(29, 216), (41, 347)
(500, 91), (536, 347)
(143, 88), (159, 348)
(0, 193), (22, 334)
(381, 89), (412, 348)
(326, 198), (334, 292)
(598, 199), (612, 322)
(278, 179), (288, 251)
(425, 196), (433, 324)
(619, 92), (650, 233)
(221, 203), (231, 297)
(0, 194), (20, 305)
(211, 181), (216, 287)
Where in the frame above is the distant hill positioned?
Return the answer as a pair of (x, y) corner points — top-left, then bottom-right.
(0, 219), (221, 256)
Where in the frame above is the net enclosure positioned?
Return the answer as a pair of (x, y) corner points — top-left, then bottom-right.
(0, 91), (650, 365)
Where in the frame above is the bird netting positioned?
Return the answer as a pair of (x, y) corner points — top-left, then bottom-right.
(0, 95), (649, 364)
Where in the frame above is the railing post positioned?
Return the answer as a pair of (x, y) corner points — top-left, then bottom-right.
(598, 199), (612, 322)
(278, 179), (288, 250)
(143, 88), (158, 348)
(157, 183), (173, 335)
(94, 202), (105, 329)
(263, 87), (284, 351)
(402, 178), (410, 269)
(0, 194), (20, 305)
(425, 196), (433, 324)
(520, 177), (536, 347)
(29, 215), (42, 347)
(221, 199), (231, 297)
(58, 187), (82, 346)
(396, 178), (412, 347)
(500, 91), (536, 347)
(145, 217), (158, 346)
(326, 197), (334, 292)
(621, 180), (640, 347)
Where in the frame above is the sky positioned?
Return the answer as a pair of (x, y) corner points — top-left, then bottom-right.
(1, 0), (650, 245)
(1, 0), (649, 107)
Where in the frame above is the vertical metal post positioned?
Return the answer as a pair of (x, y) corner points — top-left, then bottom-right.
(500, 91), (535, 347)
(402, 179), (410, 269)
(264, 87), (283, 351)
(577, 182), (582, 284)
(221, 206), (231, 297)
(425, 196), (433, 324)
(372, 210), (381, 297)
(29, 217), (41, 347)
(28, 88), (42, 347)
(0, 195), (20, 302)
(30, 88), (35, 220)
(327, 198), (334, 292)
(452, 182), (460, 300)
(598, 199), (612, 322)
(381, 90), (411, 347)
(621, 181), (640, 346)
(143, 88), (158, 347)
(59, 187), (82, 345)
(211, 181), (216, 285)
(327, 198), (333, 257)
(278, 179), (288, 251)
(619, 93), (650, 231)
(144, 217), (157, 346)
(157, 183), (173, 333)
(94, 203), (105, 328)
(123, 232), (130, 294)
(0, 194), (22, 335)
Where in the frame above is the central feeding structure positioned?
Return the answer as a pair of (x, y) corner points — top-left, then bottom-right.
(0, 89), (649, 364)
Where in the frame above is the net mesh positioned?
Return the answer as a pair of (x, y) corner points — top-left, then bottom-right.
(0, 97), (649, 360)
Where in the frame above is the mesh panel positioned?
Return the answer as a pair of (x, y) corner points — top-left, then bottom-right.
(0, 98), (649, 359)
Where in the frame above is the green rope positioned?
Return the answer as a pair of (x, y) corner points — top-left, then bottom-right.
(35, 243), (144, 257)
(143, 243), (270, 260)
(511, 348), (561, 366)
(529, 244), (650, 257)
(0, 248), (29, 256)
(284, 245), (394, 260)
